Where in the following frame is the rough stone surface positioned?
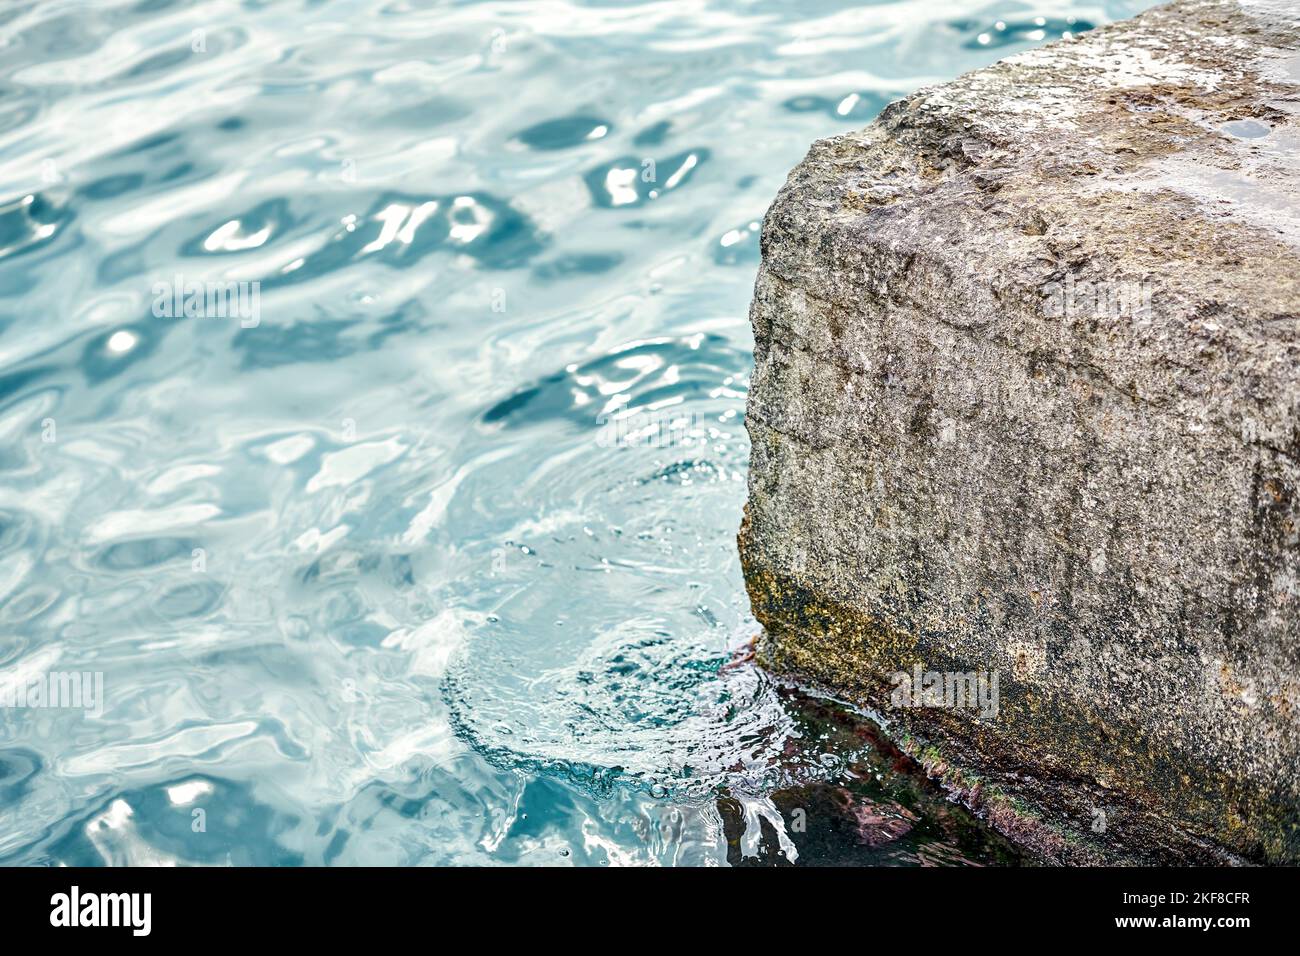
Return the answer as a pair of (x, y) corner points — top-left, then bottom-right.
(740, 0), (1300, 863)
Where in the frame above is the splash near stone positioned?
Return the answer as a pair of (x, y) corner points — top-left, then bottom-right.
(739, 0), (1300, 863)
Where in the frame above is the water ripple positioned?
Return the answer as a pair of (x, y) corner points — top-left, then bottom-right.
(0, 0), (1148, 866)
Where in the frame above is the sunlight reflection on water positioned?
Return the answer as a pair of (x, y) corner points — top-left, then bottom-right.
(0, 0), (1148, 865)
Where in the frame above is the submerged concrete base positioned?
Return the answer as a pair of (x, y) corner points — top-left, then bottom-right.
(740, 0), (1300, 863)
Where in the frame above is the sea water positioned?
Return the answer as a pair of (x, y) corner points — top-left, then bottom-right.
(0, 0), (1149, 866)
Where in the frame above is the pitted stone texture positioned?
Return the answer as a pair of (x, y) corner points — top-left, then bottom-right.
(741, 0), (1300, 863)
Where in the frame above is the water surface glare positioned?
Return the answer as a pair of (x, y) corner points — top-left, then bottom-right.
(0, 0), (1149, 866)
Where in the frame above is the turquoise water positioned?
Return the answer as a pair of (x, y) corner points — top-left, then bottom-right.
(0, 0), (1149, 866)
